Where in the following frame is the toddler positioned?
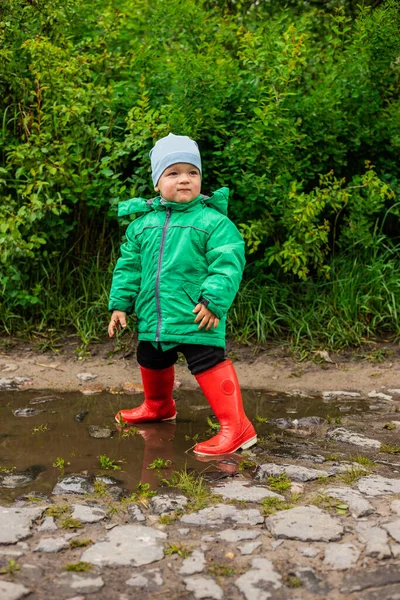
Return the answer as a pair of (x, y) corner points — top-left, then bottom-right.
(108, 133), (257, 456)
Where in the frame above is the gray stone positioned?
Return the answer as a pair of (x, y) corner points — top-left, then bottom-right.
(325, 487), (374, 518)
(358, 585), (400, 600)
(356, 522), (392, 558)
(34, 536), (69, 553)
(13, 408), (42, 417)
(29, 395), (60, 405)
(217, 529), (261, 542)
(368, 390), (393, 401)
(146, 569), (163, 586)
(0, 549), (23, 558)
(0, 507), (44, 544)
(52, 475), (95, 496)
(0, 581), (30, 600)
(299, 546), (320, 557)
(323, 542), (360, 570)
(81, 525), (166, 567)
(256, 463), (330, 482)
(71, 504), (106, 523)
(0, 468), (43, 489)
(382, 519), (400, 543)
(265, 506), (343, 541)
(184, 576), (223, 600)
(77, 372), (98, 382)
(180, 550), (206, 575)
(211, 480), (283, 501)
(357, 475), (400, 497)
(150, 494), (188, 514)
(180, 504), (264, 527)
(322, 391), (361, 400)
(127, 504), (146, 522)
(87, 425), (112, 439)
(37, 516), (58, 532)
(20, 564), (44, 579)
(126, 574), (149, 588)
(178, 528), (190, 535)
(391, 544), (400, 558)
(235, 557), (282, 600)
(341, 565), (400, 593)
(327, 428), (381, 449)
(0, 377), (32, 391)
(58, 573), (104, 594)
(240, 541), (262, 555)
(295, 567), (332, 595)
(388, 389), (400, 395)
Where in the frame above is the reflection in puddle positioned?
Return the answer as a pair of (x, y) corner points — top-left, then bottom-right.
(0, 389), (371, 502)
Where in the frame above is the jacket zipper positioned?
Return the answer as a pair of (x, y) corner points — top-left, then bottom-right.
(155, 207), (171, 341)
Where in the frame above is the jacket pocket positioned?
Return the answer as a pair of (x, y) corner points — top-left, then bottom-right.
(181, 283), (201, 306)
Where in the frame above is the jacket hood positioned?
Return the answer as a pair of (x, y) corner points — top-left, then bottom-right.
(117, 187), (229, 217)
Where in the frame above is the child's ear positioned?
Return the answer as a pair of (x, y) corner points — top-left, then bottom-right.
(154, 185), (159, 192)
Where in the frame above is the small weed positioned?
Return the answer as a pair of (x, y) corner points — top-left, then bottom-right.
(383, 423), (396, 431)
(206, 417), (220, 432)
(0, 559), (20, 574)
(267, 473), (291, 492)
(115, 412), (125, 427)
(325, 454), (340, 461)
(31, 423), (49, 433)
(316, 475), (329, 484)
(121, 427), (140, 438)
(98, 454), (121, 470)
(107, 505), (119, 517)
(164, 543), (192, 558)
(158, 514), (178, 525)
(208, 563), (235, 577)
(45, 504), (70, 519)
(52, 457), (70, 471)
(351, 455), (375, 468)
(255, 415), (269, 423)
(239, 459), (257, 472)
(310, 493), (348, 514)
(70, 538), (93, 548)
(0, 466), (16, 473)
(261, 497), (293, 515)
(122, 482), (156, 505)
(327, 415), (342, 425)
(380, 444), (400, 454)
(185, 433), (199, 442)
(92, 480), (110, 498)
(366, 348), (392, 363)
(61, 517), (84, 530)
(147, 458), (172, 470)
(285, 575), (303, 588)
(162, 469), (210, 511)
(65, 562), (92, 572)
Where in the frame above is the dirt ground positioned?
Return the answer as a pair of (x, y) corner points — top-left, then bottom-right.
(1, 337), (399, 394)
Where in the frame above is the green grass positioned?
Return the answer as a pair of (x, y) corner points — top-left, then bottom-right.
(164, 543), (192, 558)
(380, 444), (400, 454)
(1, 247), (400, 351)
(98, 454), (122, 470)
(162, 469), (213, 511)
(147, 458), (172, 470)
(65, 562), (92, 572)
(261, 497), (293, 515)
(70, 538), (93, 548)
(267, 473), (291, 492)
(0, 559), (20, 574)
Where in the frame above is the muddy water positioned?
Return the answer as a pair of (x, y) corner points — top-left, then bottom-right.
(0, 389), (370, 502)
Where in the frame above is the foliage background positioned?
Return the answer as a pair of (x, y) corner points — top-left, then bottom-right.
(1, 0), (399, 350)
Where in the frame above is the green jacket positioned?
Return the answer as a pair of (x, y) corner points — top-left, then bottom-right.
(108, 187), (245, 349)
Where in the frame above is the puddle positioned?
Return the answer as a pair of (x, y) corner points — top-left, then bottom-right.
(0, 389), (372, 502)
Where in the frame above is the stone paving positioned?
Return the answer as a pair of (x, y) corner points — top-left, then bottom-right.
(1, 386), (400, 598)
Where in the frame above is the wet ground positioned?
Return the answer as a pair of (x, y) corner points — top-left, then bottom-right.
(0, 388), (373, 503)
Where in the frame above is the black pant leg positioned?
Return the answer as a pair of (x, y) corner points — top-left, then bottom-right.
(137, 341), (179, 370)
(179, 344), (225, 375)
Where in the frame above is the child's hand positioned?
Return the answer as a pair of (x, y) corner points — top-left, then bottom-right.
(193, 304), (219, 330)
(108, 310), (127, 338)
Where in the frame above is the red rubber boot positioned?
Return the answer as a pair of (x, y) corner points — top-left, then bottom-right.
(115, 365), (176, 424)
(193, 360), (257, 456)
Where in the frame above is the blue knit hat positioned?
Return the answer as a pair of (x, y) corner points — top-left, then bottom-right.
(150, 133), (202, 187)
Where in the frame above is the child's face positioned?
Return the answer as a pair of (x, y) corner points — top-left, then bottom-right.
(155, 163), (201, 203)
